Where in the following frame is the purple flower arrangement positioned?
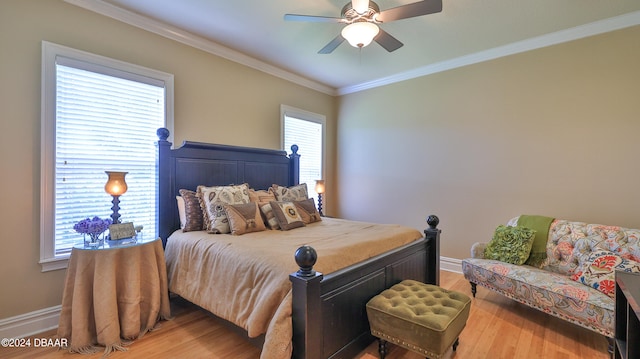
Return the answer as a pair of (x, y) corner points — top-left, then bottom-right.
(74, 216), (112, 237)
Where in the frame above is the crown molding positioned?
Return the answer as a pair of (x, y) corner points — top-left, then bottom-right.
(64, 0), (337, 96)
(65, 1), (640, 97)
(338, 10), (640, 95)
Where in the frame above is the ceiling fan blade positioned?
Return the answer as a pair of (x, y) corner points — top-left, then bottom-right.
(374, 29), (403, 52)
(284, 14), (345, 23)
(376, 0), (442, 22)
(318, 34), (346, 54)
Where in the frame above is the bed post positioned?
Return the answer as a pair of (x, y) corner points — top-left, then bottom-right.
(289, 144), (300, 186)
(290, 245), (323, 359)
(424, 215), (441, 286)
(156, 128), (173, 247)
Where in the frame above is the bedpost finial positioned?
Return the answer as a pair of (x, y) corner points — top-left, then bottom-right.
(157, 127), (170, 141)
(427, 215), (439, 229)
(294, 245), (317, 277)
(290, 144), (299, 155)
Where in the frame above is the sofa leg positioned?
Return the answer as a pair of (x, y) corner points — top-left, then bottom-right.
(452, 337), (460, 351)
(470, 282), (477, 297)
(377, 338), (387, 359)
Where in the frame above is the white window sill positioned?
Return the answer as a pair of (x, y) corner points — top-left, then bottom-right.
(39, 257), (69, 272)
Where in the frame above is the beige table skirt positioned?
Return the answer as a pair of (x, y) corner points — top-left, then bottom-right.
(57, 238), (171, 355)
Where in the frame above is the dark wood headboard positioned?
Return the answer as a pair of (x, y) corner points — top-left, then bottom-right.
(155, 128), (300, 244)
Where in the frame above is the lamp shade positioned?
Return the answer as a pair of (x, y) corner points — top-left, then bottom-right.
(341, 22), (379, 48)
(104, 171), (128, 196)
(315, 179), (325, 194)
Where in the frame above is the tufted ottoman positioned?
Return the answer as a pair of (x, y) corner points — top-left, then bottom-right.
(366, 280), (471, 359)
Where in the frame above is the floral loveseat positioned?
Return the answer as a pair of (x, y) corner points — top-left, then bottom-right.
(461, 216), (640, 342)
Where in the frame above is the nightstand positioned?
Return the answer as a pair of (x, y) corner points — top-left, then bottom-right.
(57, 237), (171, 354)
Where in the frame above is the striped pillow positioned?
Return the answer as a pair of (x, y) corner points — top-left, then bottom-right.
(178, 189), (204, 232)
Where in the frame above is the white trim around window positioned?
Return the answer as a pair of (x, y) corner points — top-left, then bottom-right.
(40, 41), (174, 271)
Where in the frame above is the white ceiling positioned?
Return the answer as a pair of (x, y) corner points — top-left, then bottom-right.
(71, 0), (640, 95)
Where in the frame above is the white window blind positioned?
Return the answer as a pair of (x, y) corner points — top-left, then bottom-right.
(54, 64), (164, 254)
(282, 105), (325, 202)
(40, 41), (173, 270)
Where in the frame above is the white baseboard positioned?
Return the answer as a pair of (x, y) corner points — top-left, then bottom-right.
(440, 256), (462, 274)
(0, 305), (61, 339)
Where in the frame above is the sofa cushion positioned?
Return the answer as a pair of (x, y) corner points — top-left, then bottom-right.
(572, 250), (640, 298)
(484, 225), (536, 265)
(462, 257), (614, 337)
(547, 220), (640, 276)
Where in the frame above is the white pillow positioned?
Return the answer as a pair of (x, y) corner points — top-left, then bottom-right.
(176, 196), (186, 229)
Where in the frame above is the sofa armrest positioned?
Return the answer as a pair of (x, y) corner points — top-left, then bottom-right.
(470, 242), (487, 259)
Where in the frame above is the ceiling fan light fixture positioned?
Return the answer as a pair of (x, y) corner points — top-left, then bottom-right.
(341, 22), (379, 48)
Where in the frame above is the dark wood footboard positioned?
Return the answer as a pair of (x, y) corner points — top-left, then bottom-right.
(290, 215), (441, 359)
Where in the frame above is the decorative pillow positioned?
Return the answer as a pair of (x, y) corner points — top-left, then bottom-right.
(177, 196), (186, 229)
(197, 184), (250, 234)
(248, 189), (276, 203)
(259, 203), (280, 230)
(270, 183), (308, 202)
(178, 189), (205, 232)
(571, 250), (640, 298)
(249, 189), (278, 228)
(224, 202), (266, 235)
(269, 201), (305, 231)
(483, 225), (537, 265)
(294, 198), (322, 224)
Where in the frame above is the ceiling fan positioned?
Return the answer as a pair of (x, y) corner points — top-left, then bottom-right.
(284, 0), (443, 54)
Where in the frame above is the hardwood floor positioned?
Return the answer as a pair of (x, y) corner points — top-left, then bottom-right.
(1, 271), (609, 359)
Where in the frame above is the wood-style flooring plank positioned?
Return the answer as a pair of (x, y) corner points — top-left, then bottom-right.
(0, 271), (609, 359)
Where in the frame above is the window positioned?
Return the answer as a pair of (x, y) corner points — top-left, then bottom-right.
(281, 105), (325, 203)
(40, 41), (174, 271)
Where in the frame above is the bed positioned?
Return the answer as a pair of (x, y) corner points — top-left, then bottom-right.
(156, 128), (441, 359)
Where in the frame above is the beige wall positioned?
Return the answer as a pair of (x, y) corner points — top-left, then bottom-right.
(0, 1), (336, 318)
(337, 25), (640, 261)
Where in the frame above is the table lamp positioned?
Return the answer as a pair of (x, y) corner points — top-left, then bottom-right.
(315, 179), (325, 217)
(104, 171), (128, 224)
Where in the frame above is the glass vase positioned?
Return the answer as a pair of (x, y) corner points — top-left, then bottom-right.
(84, 233), (104, 249)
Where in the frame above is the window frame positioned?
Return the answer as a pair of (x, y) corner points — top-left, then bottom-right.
(280, 104), (326, 198)
(40, 41), (174, 271)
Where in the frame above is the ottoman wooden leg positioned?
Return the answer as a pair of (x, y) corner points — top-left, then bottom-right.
(377, 339), (388, 359)
(452, 337), (460, 351)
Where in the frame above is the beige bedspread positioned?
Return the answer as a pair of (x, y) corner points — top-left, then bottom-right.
(164, 218), (422, 359)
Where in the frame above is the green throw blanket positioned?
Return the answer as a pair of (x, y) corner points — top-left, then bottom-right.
(517, 215), (555, 267)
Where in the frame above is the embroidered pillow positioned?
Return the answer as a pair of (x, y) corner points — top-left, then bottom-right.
(179, 189), (205, 232)
(270, 183), (309, 202)
(224, 202), (266, 235)
(294, 198), (322, 224)
(483, 225), (536, 265)
(269, 201), (305, 231)
(571, 250), (640, 298)
(197, 184), (250, 234)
